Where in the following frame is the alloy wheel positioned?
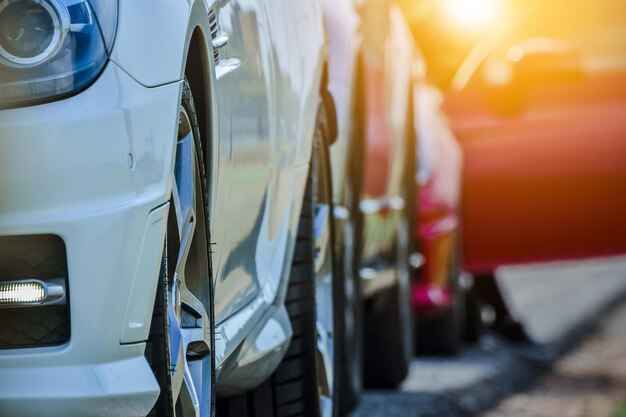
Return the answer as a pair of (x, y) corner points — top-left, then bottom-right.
(165, 106), (213, 417)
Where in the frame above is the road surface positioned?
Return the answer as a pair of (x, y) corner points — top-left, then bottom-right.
(349, 256), (626, 417)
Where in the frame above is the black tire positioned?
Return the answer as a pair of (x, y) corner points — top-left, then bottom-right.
(146, 80), (215, 416)
(361, 223), (413, 389)
(362, 280), (412, 388)
(415, 293), (464, 355)
(218, 104), (339, 417)
(473, 274), (532, 343)
(145, 255), (175, 417)
(362, 218), (413, 389)
(463, 287), (484, 344)
(335, 217), (362, 414)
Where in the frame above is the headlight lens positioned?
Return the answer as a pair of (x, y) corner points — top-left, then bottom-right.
(0, 0), (117, 108)
(0, 0), (69, 68)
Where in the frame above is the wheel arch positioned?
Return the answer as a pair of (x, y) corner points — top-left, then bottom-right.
(182, 19), (219, 218)
(320, 60), (339, 145)
(347, 50), (367, 201)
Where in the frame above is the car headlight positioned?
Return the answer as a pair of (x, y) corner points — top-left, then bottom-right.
(0, 0), (117, 108)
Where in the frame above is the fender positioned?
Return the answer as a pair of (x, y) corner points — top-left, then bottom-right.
(110, 0), (221, 217)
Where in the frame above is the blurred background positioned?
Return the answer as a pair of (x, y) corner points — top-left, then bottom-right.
(399, 0), (535, 89)
(353, 1), (626, 416)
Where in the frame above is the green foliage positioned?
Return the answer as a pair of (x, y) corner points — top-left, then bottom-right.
(615, 404), (626, 417)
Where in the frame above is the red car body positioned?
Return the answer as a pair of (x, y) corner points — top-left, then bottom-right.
(445, 73), (626, 274)
(442, 0), (626, 275)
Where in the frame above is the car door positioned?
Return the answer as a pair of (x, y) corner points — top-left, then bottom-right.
(443, 0), (626, 274)
(211, 0), (324, 324)
(358, 0), (414, 265)
(210, 1), (270, 324)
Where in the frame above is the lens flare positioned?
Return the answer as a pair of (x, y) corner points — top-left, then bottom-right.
(443, 0), (501, 31)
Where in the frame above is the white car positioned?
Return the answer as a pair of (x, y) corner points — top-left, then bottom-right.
(0, 1), (342, 416)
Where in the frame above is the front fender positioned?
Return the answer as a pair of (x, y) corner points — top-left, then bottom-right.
(111, 0), (215, 87)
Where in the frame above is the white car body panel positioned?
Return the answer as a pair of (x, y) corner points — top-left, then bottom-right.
(323, 0), (415, 278)
(322, 0), (361, 203)
(110, 0), (198, 87)
(384, 5), (415, 198)
(0, 63), (177, 417)
(209, 0), (325, 393)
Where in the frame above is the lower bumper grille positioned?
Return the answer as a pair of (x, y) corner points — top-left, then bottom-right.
(0, 305), (70, 348)
(0, 235), (70, 349)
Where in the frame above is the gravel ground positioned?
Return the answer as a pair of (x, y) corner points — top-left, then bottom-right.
(349, 257), (626, 417)
(482, 303), (626, 417)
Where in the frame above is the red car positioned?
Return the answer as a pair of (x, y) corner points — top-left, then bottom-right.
(443, 0), (626, 336)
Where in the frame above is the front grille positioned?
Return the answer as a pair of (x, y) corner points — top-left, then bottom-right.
(0, 235), (70, 349)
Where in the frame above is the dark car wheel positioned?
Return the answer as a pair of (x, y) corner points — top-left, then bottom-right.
(218, 104), (340, 417)
(463, 286), (484, 344)
(336, 202), (363, 414)
(415, 293), (465, 355)
(363, 218), (413, 388)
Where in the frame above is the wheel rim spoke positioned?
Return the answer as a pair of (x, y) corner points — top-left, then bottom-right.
(168, 283), (186, 401)
(314, 203), (331, 273)
(178, 363), (201, 415)
(174, 109), (196, 240)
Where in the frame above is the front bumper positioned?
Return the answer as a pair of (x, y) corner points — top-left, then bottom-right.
(0, 62), (181, 416)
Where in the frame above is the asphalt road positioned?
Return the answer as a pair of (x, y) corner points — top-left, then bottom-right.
(349, 256), (626, 417)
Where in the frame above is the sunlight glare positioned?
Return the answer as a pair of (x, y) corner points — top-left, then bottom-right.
(443, 0), (501, 31)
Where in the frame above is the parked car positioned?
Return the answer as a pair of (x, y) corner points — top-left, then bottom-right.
(320, 0), (364, 412)
(0, 1), (343, 416)
(443, 0), (626, 333)
(322, 0), (417, 405)
(410, 71), (465, 355)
